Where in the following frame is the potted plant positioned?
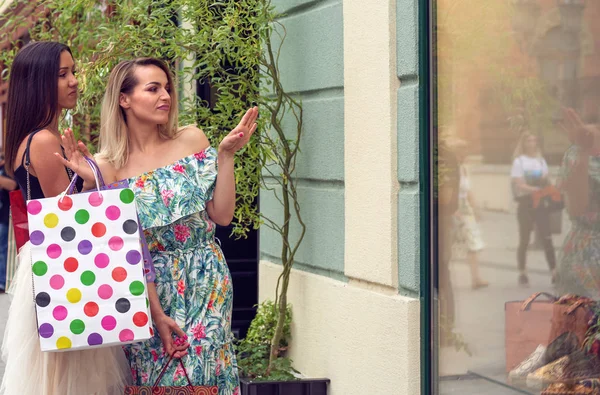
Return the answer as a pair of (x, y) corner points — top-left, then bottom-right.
(235, 301), (329, 394)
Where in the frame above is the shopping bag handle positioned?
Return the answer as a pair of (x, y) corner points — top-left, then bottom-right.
(66, 156), (106, 195)
(565, 300), (588, 315)
(521, 292), (558, 311)
(152, 354), (193, 388)
(61, 156), (103, 199)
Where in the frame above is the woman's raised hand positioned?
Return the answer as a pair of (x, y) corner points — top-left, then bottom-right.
(54, 128), (97, 186)
(560, 108), (597, 151)
(218, 107), (258, 156)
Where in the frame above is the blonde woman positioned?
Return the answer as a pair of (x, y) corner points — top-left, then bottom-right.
(89, 58), (254, 394)
(511, 132), (557, 286)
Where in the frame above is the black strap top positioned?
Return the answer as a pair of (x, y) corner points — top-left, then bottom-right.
(13, 129), (82, 200)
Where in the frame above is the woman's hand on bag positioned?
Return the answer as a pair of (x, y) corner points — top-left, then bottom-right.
(155, 314), (189, 358)
(54, 128), (97, 186)
(218, 106), (258, 156)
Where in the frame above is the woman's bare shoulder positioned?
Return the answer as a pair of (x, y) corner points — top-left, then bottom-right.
(94, 155), (118, 183)
(15, 129), (58, 167)
(176, 125), (210, 151)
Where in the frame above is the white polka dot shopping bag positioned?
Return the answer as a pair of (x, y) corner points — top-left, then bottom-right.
(26, 159), (152, 352)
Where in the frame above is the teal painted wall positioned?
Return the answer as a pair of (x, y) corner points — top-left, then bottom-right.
(397, 0), (421, 295)
(260, 0), (345, 279)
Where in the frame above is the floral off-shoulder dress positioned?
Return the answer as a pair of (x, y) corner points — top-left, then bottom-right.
(557, 146), (600, 298)
(123, 147), (240, 395)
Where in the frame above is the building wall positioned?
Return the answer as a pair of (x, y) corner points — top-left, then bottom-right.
(436, 0), (600, 166)
(397, 0), (421, 294)
(259, 1), (422, 394)
(260, 0), (346, 280)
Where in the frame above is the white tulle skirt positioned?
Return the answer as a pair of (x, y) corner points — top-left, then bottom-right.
(1, 242), (132, 395)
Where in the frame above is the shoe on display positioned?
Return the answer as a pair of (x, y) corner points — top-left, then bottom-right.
(526, 355), (570, 390)
(509, 344), (548, 382)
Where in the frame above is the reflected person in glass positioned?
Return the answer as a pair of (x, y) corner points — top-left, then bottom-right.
(450, 138), (488, 290)
(510, 132), (557, 287)
(437, 136), (460, 346)
(556, 108), (600, 297)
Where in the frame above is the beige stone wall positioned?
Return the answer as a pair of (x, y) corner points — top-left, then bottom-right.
(259, 261), (421, 395)
(259, 0), (421, 394)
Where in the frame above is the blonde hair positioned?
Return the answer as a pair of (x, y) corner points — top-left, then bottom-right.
(512, 131), (541, 159)
(97, 58), (179, 169)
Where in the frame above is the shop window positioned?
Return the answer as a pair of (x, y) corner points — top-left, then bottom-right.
(431, 1), (600, 394)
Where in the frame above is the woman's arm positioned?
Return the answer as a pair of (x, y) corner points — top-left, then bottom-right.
(512, 177), (541, 195)
(28, 130), (75, 197)
(207, 151), (235, 226)
(559, 108), (599, 216)
(206, 107), (258, 226)
(147, 283), (189, 357)
(174, 126), (235, 224)
(562, 151), (590, 217)
(0, 175), (17, 191)
(510, 155), (541, 196)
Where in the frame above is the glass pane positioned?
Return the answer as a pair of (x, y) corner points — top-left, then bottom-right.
(433, 1), (600, 394)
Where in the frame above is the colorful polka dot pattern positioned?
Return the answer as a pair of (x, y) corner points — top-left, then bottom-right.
(26, 187), (152, 352)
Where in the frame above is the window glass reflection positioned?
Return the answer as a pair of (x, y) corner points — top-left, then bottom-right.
(434, 1), (600, 394)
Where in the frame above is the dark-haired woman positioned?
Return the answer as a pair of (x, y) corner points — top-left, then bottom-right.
(0, 42), (130, 395)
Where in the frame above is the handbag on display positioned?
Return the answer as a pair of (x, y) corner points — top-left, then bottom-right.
(505, 292), (557, 372)
(548, 295), (594, 350)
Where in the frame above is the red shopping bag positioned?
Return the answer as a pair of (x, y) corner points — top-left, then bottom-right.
(124, 354), (218, 394)
(9, 189), (29, 251)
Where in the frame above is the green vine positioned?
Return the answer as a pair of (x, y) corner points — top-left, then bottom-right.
(0, 0), (278, 238)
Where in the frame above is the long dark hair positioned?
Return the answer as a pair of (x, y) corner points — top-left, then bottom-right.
(4, 41), (72, 176)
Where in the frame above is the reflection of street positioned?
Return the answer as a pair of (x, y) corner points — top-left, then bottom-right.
(440, 209), (567, 394)
(434, 0), (600, 392)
